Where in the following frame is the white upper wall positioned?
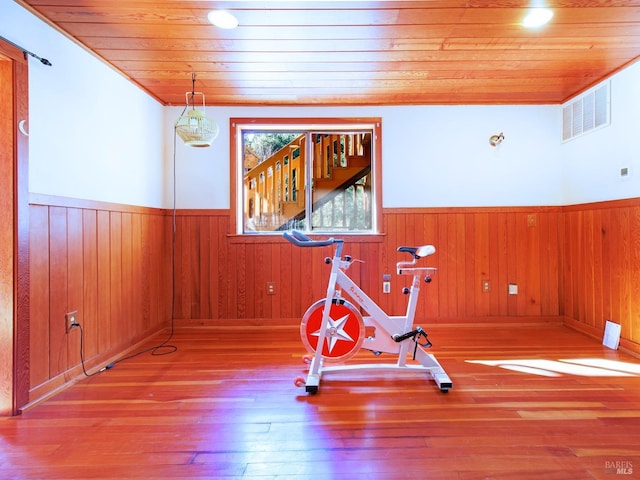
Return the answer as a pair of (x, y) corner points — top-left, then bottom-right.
(381, 104), (561, 208)
(166, 104), (562, 209)
(560, 60), (640, 205)
(2, 0), (165, 208)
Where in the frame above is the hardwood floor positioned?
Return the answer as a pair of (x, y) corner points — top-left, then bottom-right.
(1, 322), (639, 479)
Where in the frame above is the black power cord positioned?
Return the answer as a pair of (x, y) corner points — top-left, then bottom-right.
(78, 121), (182, 377)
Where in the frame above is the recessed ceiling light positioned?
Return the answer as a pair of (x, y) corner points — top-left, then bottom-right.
(522, 8), (554, 28)
(208, 10), (239, 29)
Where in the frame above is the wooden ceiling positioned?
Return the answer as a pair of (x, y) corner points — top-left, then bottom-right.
(17, 1), (640, 106)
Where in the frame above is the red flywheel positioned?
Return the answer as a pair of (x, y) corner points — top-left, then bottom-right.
(300, 298), (365, 363)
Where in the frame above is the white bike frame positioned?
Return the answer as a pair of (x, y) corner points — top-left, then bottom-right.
(285, 231), (452, 394)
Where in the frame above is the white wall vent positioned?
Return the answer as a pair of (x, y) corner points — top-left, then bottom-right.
(562, 81), (610, 142)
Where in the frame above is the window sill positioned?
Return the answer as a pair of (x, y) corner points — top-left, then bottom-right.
(227, 233), (386, 244)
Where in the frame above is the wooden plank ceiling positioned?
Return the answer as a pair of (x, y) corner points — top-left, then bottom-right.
(17, 0), (640, 106)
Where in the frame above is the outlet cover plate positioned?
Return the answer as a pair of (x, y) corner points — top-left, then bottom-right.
(65, 310), (79, 332)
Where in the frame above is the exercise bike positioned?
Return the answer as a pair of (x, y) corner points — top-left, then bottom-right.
(284, 230), (452, 394)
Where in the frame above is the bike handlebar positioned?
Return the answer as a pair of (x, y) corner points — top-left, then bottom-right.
(283, 231), (342, 248)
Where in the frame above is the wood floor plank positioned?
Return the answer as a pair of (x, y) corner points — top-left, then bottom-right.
(1, 322), (639, 479)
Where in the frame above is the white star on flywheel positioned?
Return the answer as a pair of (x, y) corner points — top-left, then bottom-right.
(311, 313), (354, 353)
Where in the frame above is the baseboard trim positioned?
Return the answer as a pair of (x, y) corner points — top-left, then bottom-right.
(22, 324), (169, 413)
(562, 316), (640, 358)
(176, 316), (563, 328)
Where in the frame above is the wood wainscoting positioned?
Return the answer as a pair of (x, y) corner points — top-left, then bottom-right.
(172, 202), (640, 355)
(24, 197), (640, 410)
(561, 198), (640, 355)
(172, 207), (563, 324)
(27, 194), (173, 408)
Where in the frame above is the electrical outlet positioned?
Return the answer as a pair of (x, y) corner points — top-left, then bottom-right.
(508, 283), (518, 295)
(482, 280), (490, 292)
(267, 282), (276, 295)
(65, 310), (79, 333)
(382, 273), (391, 294)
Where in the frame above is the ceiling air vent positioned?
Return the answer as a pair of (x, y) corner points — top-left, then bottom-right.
(562, 81), (610, 142)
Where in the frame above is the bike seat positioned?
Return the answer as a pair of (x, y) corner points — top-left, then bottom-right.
(397, 245), (436, 258)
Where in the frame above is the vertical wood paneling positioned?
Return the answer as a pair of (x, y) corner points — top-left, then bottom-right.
(206, 216), (218, 320)
(436, 213), (452, 318)
(610, 209), (623, 337)
(96, 210), (111, 353)
(120, 213), (132, 335)
(82, 210), (98, 358)
(172, 208), (569, 324)
(538, 213), (550, 314)
(48, 207), (68, 377)
(464, 214), (477, 317)
(545, 212), (560, 316)
(66, 208), (83, 369)
(562, 200), (640, 351)
(130, 213), (142, 335)
(525, 215), (540, 316)
(421, 213), (439, 320)
(188, 216), (200, 319)
(600, 209), (612, 329)
(147, 214), (162, 327)
(619, 208), (631, 340)
(280, 240), (293, 318)
(131, 213), (145, 332)
(496, 212), (508, 315)
(271, 243), (282, 318)
(566, 212), (577, 319)
(591, 210), (603, 328)
(28, 200), (170, 407)
(383, 213), (400, 315)
(631, 207), (640, 344)
(198, 216), (210, 319)
(505, 213), (518, 315)
(217, 216), (233, 319)
(29, 205), (50, 388)
(488, 213), (500, 316)
(109, 212), (123, 346)
(28, 198), (640, 407)
(556, 211), (566, 317)
(475, 213), (490, 316)
(514, 213), (527, 314)
(235, 242), (246, 319)
(246, 243), (257, 318)
(454, 213), (467, 317)
(174, 215), (188, 319)
(583, 210), (595, 326)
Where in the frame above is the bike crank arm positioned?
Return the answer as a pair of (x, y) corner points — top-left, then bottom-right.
(392, 326), (433, 360)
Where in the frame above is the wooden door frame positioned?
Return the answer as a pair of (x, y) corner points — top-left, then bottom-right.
(0, 40), (30, 415)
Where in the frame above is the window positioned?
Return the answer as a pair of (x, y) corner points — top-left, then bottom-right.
(231, 118), (382, 235)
